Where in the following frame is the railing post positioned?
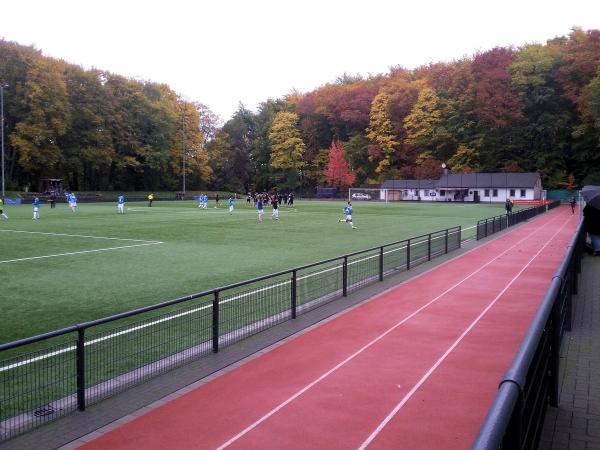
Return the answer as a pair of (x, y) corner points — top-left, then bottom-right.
(76, 328), (86, 411)
(406, 239), (411, 270)
(379, 246), (384, 281)
(458, 226), (462, 248)
(212, 291), (220, 353)
(565, 269), (573, 332)
(342, 256), (348, 297)
(444, 229), (448, 253)
(504, 393), (524, 449)
(549, 302), (560, 407)
(427, 234), (431, 261)
(291, 270), (297, 319)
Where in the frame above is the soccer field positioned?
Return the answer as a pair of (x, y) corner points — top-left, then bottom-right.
(0, 199), (510, 344)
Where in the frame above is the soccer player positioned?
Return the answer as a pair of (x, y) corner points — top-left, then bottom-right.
(271, 193), (279, 220)
(227, 195), (235, 214)
(257, 196), (264, 222)
(215, 193), (220, 208)
(148, 193), (154, 207)
(32, 196), (41, 220)
(339, 201), (357, 229)
(68, 192), (77, 212)
(117, 195), (125, 214)
(0, 198), (8, 219)
(203, 194), (209, 209)
(198, 194), (203, 208)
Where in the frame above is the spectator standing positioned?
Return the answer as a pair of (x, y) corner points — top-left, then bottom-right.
(0, 198), (8, 219)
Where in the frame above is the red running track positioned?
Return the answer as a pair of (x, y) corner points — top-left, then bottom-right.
(81, 206), (579, 449)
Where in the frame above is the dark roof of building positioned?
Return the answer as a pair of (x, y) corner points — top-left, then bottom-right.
(381, 179), (436, 189)
(435, 172), (540, 188)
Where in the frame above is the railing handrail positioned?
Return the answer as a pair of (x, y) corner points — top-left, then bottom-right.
(472, 220), (583, 449)
(476, 203), (546, 227)
(0, 225), (462, 353)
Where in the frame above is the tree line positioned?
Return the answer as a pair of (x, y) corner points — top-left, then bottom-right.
(0, 40), (218, 192)
(1, 27), (599, 194)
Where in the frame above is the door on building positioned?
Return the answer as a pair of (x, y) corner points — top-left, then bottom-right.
(473, 191), (480, 203)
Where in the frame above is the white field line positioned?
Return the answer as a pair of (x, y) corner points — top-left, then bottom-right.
(0, 230), (460, 372)
(0, 242), (163, 265)
(215, 213), (565, 449)
(358, 215), (574, 449)
(0, 229), (161, 244)
(0, 278), (285, 372)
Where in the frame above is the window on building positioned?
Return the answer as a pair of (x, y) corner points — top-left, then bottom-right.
(520, 189), (526, 197)
(493, 189), (498, 197)
(414, 190), (418, 196)
(484, 189), (490, 197)
(440, 190), (445, 196)
(510, 189), (515, 196)
(403, 190), (408, 195)
(424, 190), (430, 196)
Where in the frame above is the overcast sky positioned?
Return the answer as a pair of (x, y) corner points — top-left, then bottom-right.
(2, 0), (599, 120)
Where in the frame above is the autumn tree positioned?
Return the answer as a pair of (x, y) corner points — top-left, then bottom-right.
(366, 91), (398, 177)
(447, 145), (480, 173)
(471, 47), (524, 128)
(404, 86), (453, 158)
(252, 99), (289, 190)
(414, 151), (444, 179)
(11, 58), (71, 185)
(325, 140), (356, 189)
(268, 111), (306, 189)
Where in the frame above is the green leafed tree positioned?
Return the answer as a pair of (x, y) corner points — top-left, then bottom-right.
(343, 134), (373, 185)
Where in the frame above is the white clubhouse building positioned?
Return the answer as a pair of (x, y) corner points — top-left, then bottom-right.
(378, 172), (543, 203)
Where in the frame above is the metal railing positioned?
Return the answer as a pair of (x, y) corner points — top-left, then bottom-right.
(472, 221), (584, 449)
(0, 226), (462, 440)
(476, 201), (561, 240)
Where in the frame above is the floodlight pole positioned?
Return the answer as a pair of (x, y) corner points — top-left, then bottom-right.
(1, 84), (6, 199)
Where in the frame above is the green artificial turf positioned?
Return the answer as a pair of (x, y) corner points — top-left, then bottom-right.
(0, 199), (510, 344)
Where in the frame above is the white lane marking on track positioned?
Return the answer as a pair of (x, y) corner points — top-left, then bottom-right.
(0, 242), (163, 265)
(215, 211), (567, 449)
(358, 213), (574, 449)
(0, 229), (161, 244)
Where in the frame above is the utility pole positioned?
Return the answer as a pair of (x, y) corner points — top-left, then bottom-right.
(1, 84), (6, 199)
(182, 111), (186, 197)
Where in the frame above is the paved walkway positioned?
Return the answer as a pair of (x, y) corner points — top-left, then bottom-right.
(540, 253), (600, 450)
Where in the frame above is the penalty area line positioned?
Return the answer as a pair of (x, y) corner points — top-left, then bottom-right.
(0, 242), (163, 265)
